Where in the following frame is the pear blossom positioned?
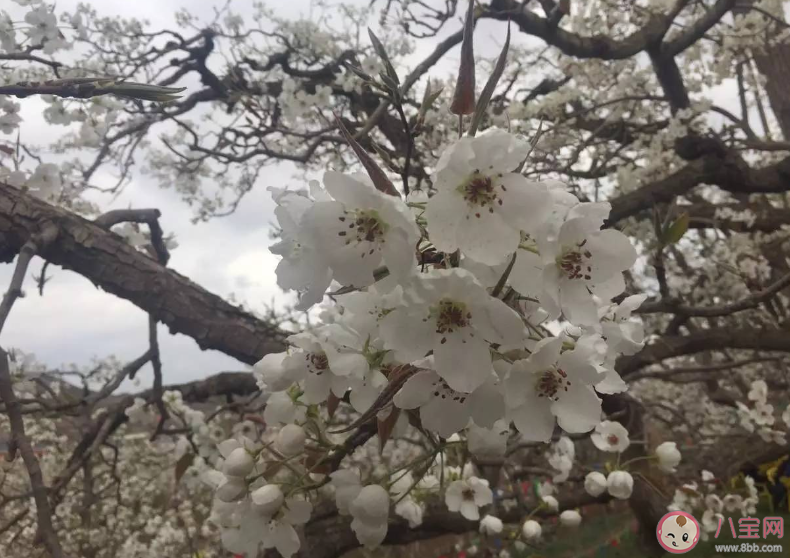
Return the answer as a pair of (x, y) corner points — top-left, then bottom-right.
(349, 485), (390, 549)
(538, 203), (637, 326)
(263, 391), (306, 426)
(303, 171), (420, 288)
(394, 498), (423, 528)
(480, 515), (503, 535)
(559, 509), (582, 527)
(445, 476), (493, 521)
(591, 421), (630, 453)
(702, 509), (723, 535)
(381, 268), (525, 392)
(506, 337), (604, 441)
(467, 420), (509, 458)
(24, 5), (59, 44)
(547, 436), (575, 483)
(655, 441), (681, 473)
(221, 485), (312, 558)
(584, 472), (607, 497)
(607, 471), (634, 500)
(280, 331), (358, 404)
(599, 294), (648, 356)
(393, 369), (504, 438)
(748, 379), (767, 402)
(269, 185), (333, 310)
(521, 519), (542, 540)
(329, 469), (362, 515)
(424, 128), (551, 265)
(722, 494), (743, 513)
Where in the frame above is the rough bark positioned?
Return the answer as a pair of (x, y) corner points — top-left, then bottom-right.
(0, 183), (286, 365)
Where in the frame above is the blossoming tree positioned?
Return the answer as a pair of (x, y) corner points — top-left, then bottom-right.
(2, 1), (790, 557)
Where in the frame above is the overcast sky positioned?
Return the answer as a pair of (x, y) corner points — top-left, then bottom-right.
(0, 0), (746, 391)
(0, 0), (464, 390)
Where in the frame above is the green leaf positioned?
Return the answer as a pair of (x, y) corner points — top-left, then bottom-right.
(662, 212), (690, 245)
(367, 29), (399, 86)
(468, 21), (510, 136)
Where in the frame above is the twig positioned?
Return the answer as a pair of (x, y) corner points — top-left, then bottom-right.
(0, 223), (58, 336)
(0, 349), (64, 557)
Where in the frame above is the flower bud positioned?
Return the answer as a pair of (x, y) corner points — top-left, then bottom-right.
(250, 484), (285, 517)
(521, 519), (542, 540)
(607, 470), (634, 500)
(479, 515), (503, 535)
(559, 509), (582, 528)
(655, 441), (681, 473)
(276, 424), (306, 456)
(222, 447), (254, 478)
(584, 471), (607, 497)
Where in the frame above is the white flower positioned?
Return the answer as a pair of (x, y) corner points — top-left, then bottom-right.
(506, 337), (603, 441)
(752, 401), (775, 426)
(607, 471), (634, 500)
(591, 421), (630, 453)
(26, 163), (62, 200)
(467, 420), (509, 458)
(722, 494), (743, 512)
(425, 128), (550, 265)
(263, 392), (306, 426)
(280, 331), (356, 404)
(275, 424), (306, 457)
(445, 477), (493, 521)
(748, 380), (767, 403)
(125, 397), (148, 424)
(394, 369), (504, 438)
(548, 436), (575, 483)
(599, 294), (647, 356)
(539, 203), (637, 326)
(394, 498), (423, 528)
(221, 489), (312, 558)
(381, 268), (525, 392)
(701, 470), (715, 484)
(480, 515), (503, 535)
(584, 471), (607, 497)
(24, 5), (59, 45)
(541, 495), (559, 512)
(783, 405), (790, 428)
(704, 494), (723, 513)
(0, 14), (16, 53)
(303, 171), (420, 288)
(655, 441), (681, 473)
(702, 509), (723, 534)
(349, 485), (390, 549)
(329, 469), (362, 515)
(559, 509), (582, 527)
(254, 352), (295, 392)
(269, 185), (333, 310)
(521, 519), (542, 540)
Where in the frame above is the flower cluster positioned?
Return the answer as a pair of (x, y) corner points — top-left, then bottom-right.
(668, 470), (760, 541)
(211, 127), (643, 556)
(735, 379), (788, 444)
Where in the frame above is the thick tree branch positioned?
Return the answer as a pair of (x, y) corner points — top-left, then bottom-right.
(0, 184), (286, 365)
(616, 327), (790, 377)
